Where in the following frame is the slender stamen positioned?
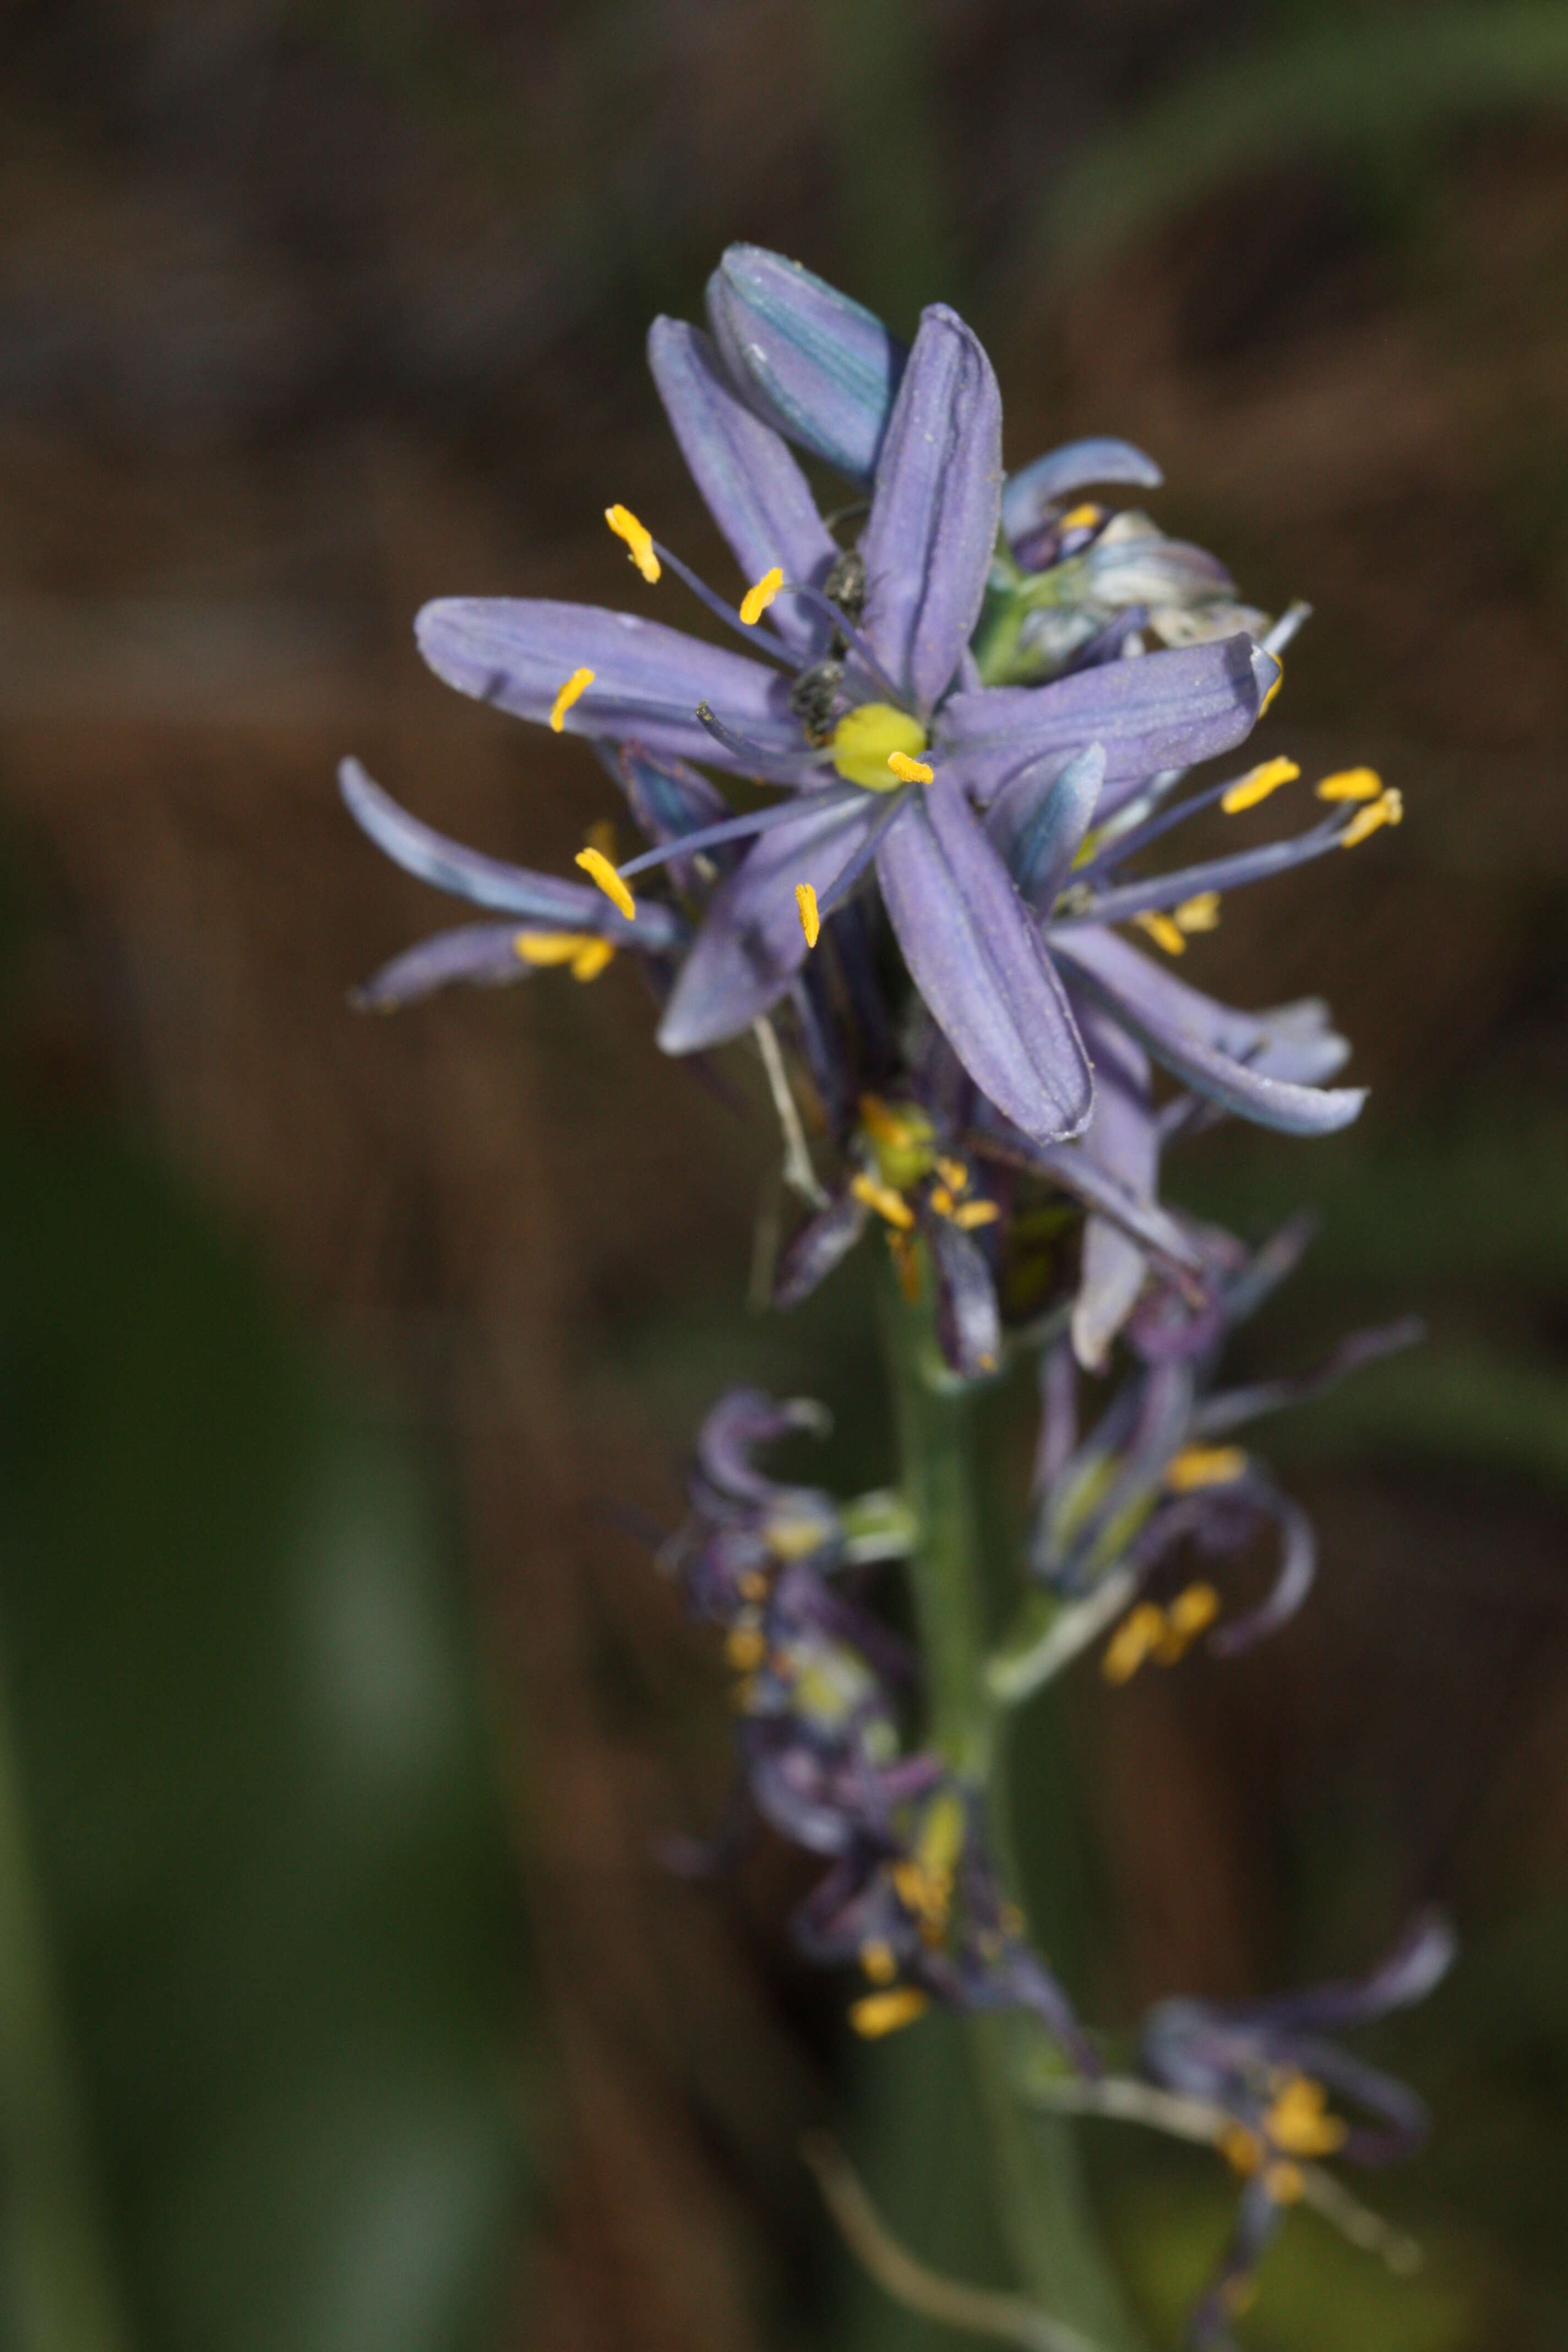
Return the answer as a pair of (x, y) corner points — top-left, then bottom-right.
(812, 788), (911, 922)
(652, 542), (800, 667)
(1080, 761), (1303, 885)
(575, 845), (636, 920)
(740, 566), (785, 624)
(550, 667), (595, 732)
(888, 751), (934, 784)
(614, 784), (864, 880)
(605, 504), (661, 582)
(780, 583), (904, 703)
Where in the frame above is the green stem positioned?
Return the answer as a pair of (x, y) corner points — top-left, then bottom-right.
(878, 1258), (1145, 2351)
(0, 1627), (130, 2352)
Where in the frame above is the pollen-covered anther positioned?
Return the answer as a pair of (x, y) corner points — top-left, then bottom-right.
(1134, 910), (1187, 956)
(1221, 756), (1300, 814)
(605, 503), (661, 582)
(795, 882), (821, 949)
(1166, 1444), (1246, 1493)
(514, 930), (616, 982)
(1101, 1602), (1167, 1685)
(936, 1157), (968, 1190)
(1315, 765), (1382, 803)
(1059, 502), (1103, 531)
(1341, 787), (1403, 849)
(1174, 891), (1221, 934)
(1264, 2073), (1348, 2159)
(549, 666), (595, 731)
(887, 750), (934, 785)
(725, 1621), (766, 1673)
(739, 565), (783, 624)
(1153, 1582), (1221, 1664)
(860, 1940), (898, 1985)
(849, 1986), (930, 2038)
(575, 845), (637, 921)
(851, 1172), (915, 1231)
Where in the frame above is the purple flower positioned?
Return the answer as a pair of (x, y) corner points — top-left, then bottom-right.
(412, 296), (1281, 1145)
(1141, 1914), (1455, 2348)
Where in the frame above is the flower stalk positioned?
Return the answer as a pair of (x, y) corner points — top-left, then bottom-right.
(879, 1250), (1145, 2350)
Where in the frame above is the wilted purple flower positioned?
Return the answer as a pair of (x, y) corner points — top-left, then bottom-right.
(1142, 1913), (1455, 2348)
(986, 1225), (1421, 1701)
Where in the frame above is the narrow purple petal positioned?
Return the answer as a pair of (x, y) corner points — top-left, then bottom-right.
(927, 1216), (1001, 1379)
(775, 1189), (871, 1308)
(696, 1386), (829, 1502)
(1195, 1317), (1424, 1439)
(986, 743), (1104, 911)
(1251, 1914), (1457, 2038)
(1071, 1008), (1156, 1370)
(1052, 926), (1366, 1136)
(351, 923), (540, 1010)
(706, 244), (905, 485)
(861, 306), (1003, 714)
(875, 780), (1092, 1145)
(657, 796), (875, 1052)
(1001, 438), (1163, 545)
(338, 757), (673, 940)
(647, 319), (840, 656)
(940, 634), (1280, 813)
(415, 598), (809, 780)
(1205, 1483), (1315, 1655)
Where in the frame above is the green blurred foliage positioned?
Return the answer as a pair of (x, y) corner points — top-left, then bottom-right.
(0, 1116), (525, 2352)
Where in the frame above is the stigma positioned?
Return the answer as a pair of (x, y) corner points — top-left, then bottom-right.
(829, 704), (929, 792)
(605, 504), (661, 583)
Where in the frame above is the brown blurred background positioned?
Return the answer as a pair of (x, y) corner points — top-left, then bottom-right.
(3, 4), (1568, 2349)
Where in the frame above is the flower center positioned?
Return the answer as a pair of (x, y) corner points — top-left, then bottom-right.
(829, 704), (929, 792)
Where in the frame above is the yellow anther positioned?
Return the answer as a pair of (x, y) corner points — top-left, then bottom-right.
(569, 937), (615, 982)
(1134, 910), (1186, 956)
(917, 1791), (966, 1881)
(1264, 2161), (1306, 2205)
(954, 1199), (1000, 1230)
(605, 503), (661, 582)
(891, 1859), (951, 1932)
(739, 565), (784, 624)
(861, 1940), (898, 1985)
(575, 845), (636, 921)
(830, 704), (929, 792)
(514, 931), (617, 982)
(549, 666), (595, 732)
(1059, 503), (1103, 530)
(850, 1986), (930, 2038)
(1259, 658), (1285, 714)
(888, 750), (935, 784)
(1174, 891), (1221, 934)
(796, 881), (821, 949)
(1218, 2122), (1265, 2177)
(1102, 1602), (1167, 1686)
(768, 1511), (832, 1561)
(1264, 2073), (1348, 2158)
(1166, 1444), (1246, 1493)
(851, 1172), (915, 1231)
(936, 1157), (969, 1190)
(726, 1623), (766, 1672)
(1315, 765), (1382, 803)
(1340, 786), (1403, 848)
(1153, 1581), (1221, 1664)
(1221, 756), (1299, 814)
(737, 1570), (769, 1603)
(929, 1184), (956, 1217)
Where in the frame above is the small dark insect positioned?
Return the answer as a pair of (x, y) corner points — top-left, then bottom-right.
(790, 659), (846, 745)
(823, 548), (867, 623)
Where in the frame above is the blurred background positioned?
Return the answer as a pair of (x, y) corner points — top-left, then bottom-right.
(2, 1), (1567, 2346)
